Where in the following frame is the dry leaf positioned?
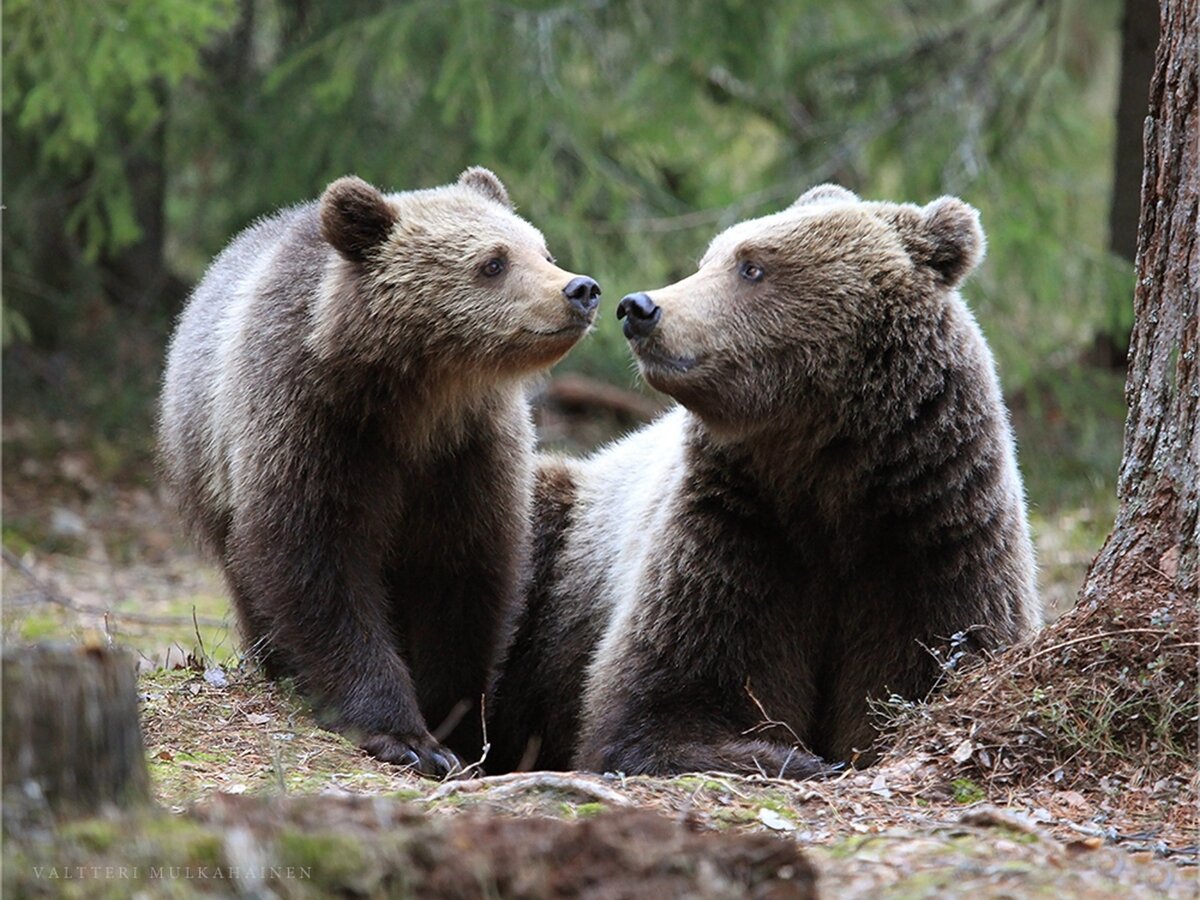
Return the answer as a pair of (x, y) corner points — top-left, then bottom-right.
(757, 808), (796, 831)
(951, 739), (975, 764)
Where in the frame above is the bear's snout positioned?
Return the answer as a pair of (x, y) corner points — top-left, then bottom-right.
(616, 292), (661, 339)
(563, 276), (602, 316)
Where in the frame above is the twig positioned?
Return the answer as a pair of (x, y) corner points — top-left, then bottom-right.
(2, 545), (227, 629)
(741, 677), (806, 748)
(424, 771), (631, 806)
(192, 607), (209, 665)
(989, 628), (1174, 682)
(447, 693), (492, 780)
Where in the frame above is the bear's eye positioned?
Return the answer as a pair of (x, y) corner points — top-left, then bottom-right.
(739, 260), (765, 283)
(480, 257), (507, 277)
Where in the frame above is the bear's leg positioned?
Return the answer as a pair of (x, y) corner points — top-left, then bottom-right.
(223, 567), (292, 679)
(401, 580), (502, 767)
(484, 586), (587, 773)
(485, 459), (597, 773)
(226, 508), (461, 777)
(822, 629), (942, 766)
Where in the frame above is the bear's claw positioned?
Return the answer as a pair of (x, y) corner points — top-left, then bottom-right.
(360, 733), (465, 778)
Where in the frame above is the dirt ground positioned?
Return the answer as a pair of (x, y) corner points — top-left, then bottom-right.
(2, 412), (1197, 898)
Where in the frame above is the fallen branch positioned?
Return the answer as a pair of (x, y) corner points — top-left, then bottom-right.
(537, 374), (664, 421)
(424, 771), (631, 807)
(2, 546), (227, 629)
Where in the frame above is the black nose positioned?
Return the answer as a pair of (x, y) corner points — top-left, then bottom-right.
(616, 292), (660, 338)
(563, 276), (601, 315)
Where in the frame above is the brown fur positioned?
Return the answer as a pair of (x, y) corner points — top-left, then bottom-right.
(488, 186), (1039, 777)
(158, 169), (598, 775)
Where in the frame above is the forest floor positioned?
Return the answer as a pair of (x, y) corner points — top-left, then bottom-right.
(2, 397), (1197, 898)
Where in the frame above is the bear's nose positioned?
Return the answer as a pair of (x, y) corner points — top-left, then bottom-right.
(563, 276), (602, 315)
(616, 292), (660, 339)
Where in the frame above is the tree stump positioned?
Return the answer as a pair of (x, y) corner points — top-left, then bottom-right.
(2, 644), (150, 815)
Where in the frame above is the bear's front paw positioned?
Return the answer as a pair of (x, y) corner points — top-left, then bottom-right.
(359, 732), (464, 778)
(739, 740), (836, 781)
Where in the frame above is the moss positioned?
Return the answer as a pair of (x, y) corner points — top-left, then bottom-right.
(951, 778), (986, 804)
(557, 801), (606, 818)
(822, 834), (876, 859)
(387, 788), (424, 802)
(59, 818), (120, 852)
(183, 832), (224, 868)
(671, 775), (732, 794)
(710, 806), (760, 828)
(277, 830), (376, 892)
(149, 814), (228, 862)
(753, 790), (799, 815)
(426, 791), (470, 809)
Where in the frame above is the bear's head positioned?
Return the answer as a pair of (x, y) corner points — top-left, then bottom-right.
(312, 168), (600, 377)
(616, 185), (986, 433)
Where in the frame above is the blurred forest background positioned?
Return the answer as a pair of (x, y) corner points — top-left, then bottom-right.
(3, 0), (1153, 616)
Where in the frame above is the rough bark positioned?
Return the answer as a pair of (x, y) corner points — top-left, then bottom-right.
(1081, 0), (1198, 605)
(2, 645), (150, 815)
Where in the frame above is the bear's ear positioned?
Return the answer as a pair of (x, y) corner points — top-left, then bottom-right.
(458, 166), (514, 210)
(791, 184), (859, 208)
(320, 176), (398, 262)
(915, 197), (986, 287)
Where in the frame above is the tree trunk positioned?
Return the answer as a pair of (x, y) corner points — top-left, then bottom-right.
(1109, 0), (1161, 265)
(97, 82), (189, 318)
(2, 645), (150, 815)
(1081, 0), (1198, 606)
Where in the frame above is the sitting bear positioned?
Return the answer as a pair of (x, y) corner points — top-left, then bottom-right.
(487, 185), (1039, 777)
(158, 168), (600, 775)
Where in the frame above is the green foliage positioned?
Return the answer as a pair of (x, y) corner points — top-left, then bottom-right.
(2, 307), (32, 347)
(4, 0), (236, 258)
(5, 0), (1134, 517)
(163, 0), (1127, 385)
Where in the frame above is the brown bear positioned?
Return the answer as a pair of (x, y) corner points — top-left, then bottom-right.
(158, 168), (600, 775)
(487, 185), (1039, 777)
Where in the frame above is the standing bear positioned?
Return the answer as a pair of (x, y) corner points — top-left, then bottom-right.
(488, 185), (1039, 777)
(158, 168), (600, 775)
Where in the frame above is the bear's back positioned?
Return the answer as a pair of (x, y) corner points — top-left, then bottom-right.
(158, 202), (324, 548)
